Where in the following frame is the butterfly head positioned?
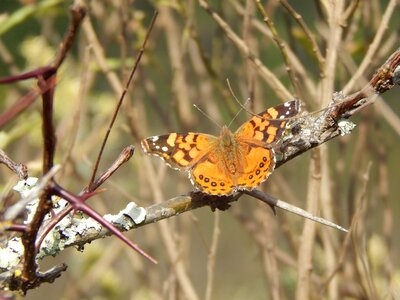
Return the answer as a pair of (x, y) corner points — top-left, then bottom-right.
(220, 126), (236, 147)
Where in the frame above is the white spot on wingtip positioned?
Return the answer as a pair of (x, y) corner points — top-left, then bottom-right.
(284, 102), (290, 107)
(162, 146), (169, 152)
(155, 145), (160, 150)
(150, 136), (159, 142)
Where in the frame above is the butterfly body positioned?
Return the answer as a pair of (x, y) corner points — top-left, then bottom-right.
(141, 100), (300, 196)
(213, 126), (244, 175)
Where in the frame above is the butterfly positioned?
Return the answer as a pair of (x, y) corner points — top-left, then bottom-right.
(141, 100), (300, 196)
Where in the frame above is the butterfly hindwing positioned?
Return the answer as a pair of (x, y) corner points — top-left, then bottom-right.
(190, 154), (236, 195)
(235, 145), (275, 189)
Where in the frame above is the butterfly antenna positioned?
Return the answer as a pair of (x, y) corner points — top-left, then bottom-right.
(226, 79), (261, 128)
(227, 79), (301, 121)
(227, 97), (251, 128)
(193, 104), (222, 129)
(226, 79), (260, 116)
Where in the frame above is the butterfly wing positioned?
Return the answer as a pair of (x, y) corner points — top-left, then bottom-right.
(190, 146), (275, 195)
(142, 132), (236, 195)
(234, 100), (300, 189)
(189, 151), (237, 195)
(234, 145), (275, 190)
(235, 100), (300, 145)
(141, 132), (217, 170)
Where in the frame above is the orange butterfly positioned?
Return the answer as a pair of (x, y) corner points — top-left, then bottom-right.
(141, 100), (300, 196)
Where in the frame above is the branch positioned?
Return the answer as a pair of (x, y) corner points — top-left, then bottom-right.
(277, 48), (400, 167)
(0, 149), (28, 180)
(2, 5), (87, 294)
(88, 11), (158, 189)
(198, 0), (293, 101)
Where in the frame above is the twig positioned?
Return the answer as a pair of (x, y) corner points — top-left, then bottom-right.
(341, 0), (360, 28)
(1, 3), (398, 294)
(260, 209), (281, 300)
(230, 0), (318, 104)
(142, 156), (200, 300)
(242, 0), (256, 102)
(82, 17), (124, 96)
(159, 6), (194, 128)
(89, 145), (135, 191)
(39, 75), (56, 174)
(319, 1), (345, 107)
(0, 149), (28, 180)
(0, 5), (86, 128)
(343, 0), (398, 94)
(1, 183), (347, 289)
(88, 11), (158, 190)
(52, 5), (86, 69)
(244, 185), (348, 233)
(232, 205), (324, 287)
(198, 0), (293, 101)
(205, 211), (220, 300)
(279, 0), (325, 70)
(295, 149), (321, 300)
(351, 162), (378, 299)
(338, 47), (400, 136)
(0, 76), (54, 128)
(186, 23), (237, 117)
(320, 146), (339, 299)
(254, 0), (301, 97)
(19, 81), (56, 292)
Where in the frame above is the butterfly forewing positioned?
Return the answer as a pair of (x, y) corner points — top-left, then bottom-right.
(141, 133), (216, 170)
(235, 100), (300, 145)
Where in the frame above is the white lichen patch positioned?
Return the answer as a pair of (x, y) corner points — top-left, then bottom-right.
(338, 119), (356, 136)
(81, 218), (103, 232)
(332, 91), (346, 103)
(7, 177), (40, 223)
(104, 202), (146, 231)
(61, 217), (103, 244)
(13, 177), (38, 197)
(123, 203), (146, 224)
(36, 199), (73, 259)
(36, 198), (105, 259)
(38, 228), (66, 259)
(0, 238), (23, 270)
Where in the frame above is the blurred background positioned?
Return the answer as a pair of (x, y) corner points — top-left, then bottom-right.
(0, 0), (399, 299)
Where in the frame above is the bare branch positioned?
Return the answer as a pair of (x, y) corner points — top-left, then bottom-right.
(198, 0), (293, 101)
(279, 0), (325, 70)
(0, 149), (28, 180)
(343, 0), (398, 93)
(88, 11), (158, 190)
